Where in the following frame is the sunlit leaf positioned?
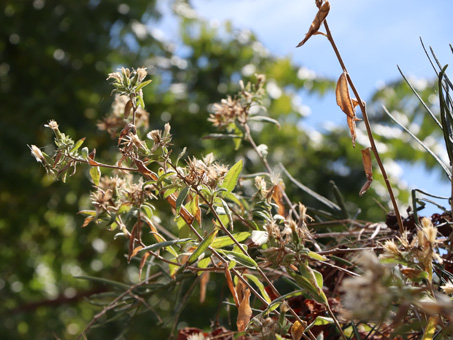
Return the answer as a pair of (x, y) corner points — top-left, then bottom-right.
(70, 137), (86, 154)
(307, 251), (328, 262)
(305, 316), (334, 332)
(291, 320), (305, 340)
(296, 1), (330, 47)
(250, 230), (269, 246)
(89, 166), (101, 186)
(135, 79), (152, 92)
(211, 232), (251, 249)
(221, 159), (243, 193)
(421, 316), (437, 340)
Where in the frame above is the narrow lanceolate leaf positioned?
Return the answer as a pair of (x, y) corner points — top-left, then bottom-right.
(290, 263), (327, 304)
(296, 1), (330, 47)
(89, 166), (101, 186)
(211, 232), (251, 249)
(70, 137), (86, 154)
(135, 79), (152, 92)
(243, 273), (271, 303)
(175, 187), (190, 213)
(421, 316), (437, 340)
(124, 99), (133, 119)
(359, 148), (373, 196)
(218, 250), (257, 269)
(305, 316), (334, 332)
(187, 229), (218, 264)
(138, 238), (192, 254)
(221, 159), (243, 193)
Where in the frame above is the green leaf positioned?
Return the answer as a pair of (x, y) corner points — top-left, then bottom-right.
(175, 187), (190, 213)
(307, 251), (328, 262)
(135, 79), (152, 92)
(197, 257), (211, 274)
(187, 229), (218, 264)
(261, 290), (304, 316)
(290, 263), (327, 304)
(243, 273), (271, 303)
(70, 137), (86, 154)
(137, 95), (145, 109)
(217, 250), (257, 268)
(222, 191), (244, 208)
(89, 166), (101, 186)
(219, 198), (233, 229)
(306, 316), (334, 332)
(220, 159), (243, 193)
(210, 232), (251, 248)
(81, 147), (89, 160)
(138, 238), (192, 254)
(78, 210), (96, 217)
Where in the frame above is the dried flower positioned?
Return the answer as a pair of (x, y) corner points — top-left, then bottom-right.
(441, 281), (453, 295)
(29, 145), (46, 163)
(341, 251), (394, 321)
(44, 120), (59, 130)
(185, 157), (229, 188)
(208, 96), (245, 129)
(136, 67), (147, 82)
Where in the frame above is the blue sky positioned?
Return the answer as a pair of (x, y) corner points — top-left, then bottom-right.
(158, 0), (453, 214)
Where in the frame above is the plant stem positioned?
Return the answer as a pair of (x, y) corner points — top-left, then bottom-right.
(323, 19), (404, 234)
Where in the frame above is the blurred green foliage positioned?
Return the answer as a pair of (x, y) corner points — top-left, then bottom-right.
(0, 1), (446, 339)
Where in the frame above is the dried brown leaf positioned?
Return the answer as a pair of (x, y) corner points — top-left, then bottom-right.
(81, 216), (94, 228)
(225, 267), (239, 307)
(271, 182), (286, 216)
(139, 251), (151, 279)
(128, 220), (141, 263)
(336, 72), (356, 118)
(199, 272), (210, 303)
(296, 1), (330, 47)
(88, 149), (102, 166)
(336, 72), (362, 147)
(236, 288), (252, 332)
(124, 99), (133, 119)
(359, 148), (373, 196)
(291, 320), (305, 340)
